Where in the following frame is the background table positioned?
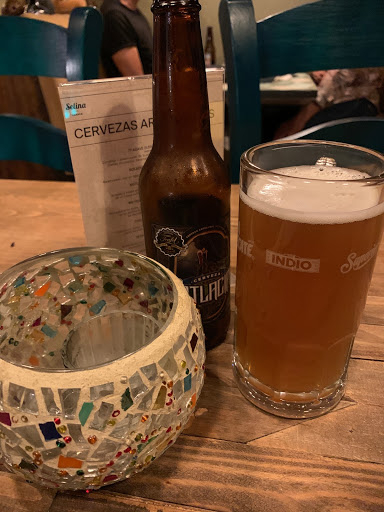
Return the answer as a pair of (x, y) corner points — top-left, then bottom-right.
(260, 73), (318, 106)
(0, 180), (383, 512)
(259, 73), (318, 142)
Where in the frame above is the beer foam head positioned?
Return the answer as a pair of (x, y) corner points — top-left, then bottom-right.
(242, 165), (384, 224)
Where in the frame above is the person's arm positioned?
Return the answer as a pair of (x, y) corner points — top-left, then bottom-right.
(112, 46), (144, 76)
(102, 10), (145, 77)
(274, 101), (321, 139)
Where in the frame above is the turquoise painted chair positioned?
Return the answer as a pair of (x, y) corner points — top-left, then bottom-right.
(0, 114), (73, 172)
(0, 7), (103, 176)
(219, 0), (384, 182)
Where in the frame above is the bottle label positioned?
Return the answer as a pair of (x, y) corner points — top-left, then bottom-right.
(204, 53), (212, 67)
(152, 224), (230, 324)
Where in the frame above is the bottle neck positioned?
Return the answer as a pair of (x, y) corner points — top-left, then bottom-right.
(151, 1), (212, 150)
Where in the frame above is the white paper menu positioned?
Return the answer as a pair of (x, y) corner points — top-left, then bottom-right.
(58, 69), (225, 255)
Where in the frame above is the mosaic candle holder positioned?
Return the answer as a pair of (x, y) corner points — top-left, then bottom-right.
(0, 248), (205, 490)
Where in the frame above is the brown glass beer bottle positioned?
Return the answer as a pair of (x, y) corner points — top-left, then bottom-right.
(204, 26), (216, 67)
(139, 0), (231, 350)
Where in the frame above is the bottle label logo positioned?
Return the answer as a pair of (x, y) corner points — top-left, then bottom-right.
(154, 228), (186, 257)
(152, 223), (230, 323)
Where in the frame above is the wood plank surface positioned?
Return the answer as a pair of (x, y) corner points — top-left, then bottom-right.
(0, 470), (56, 512)
(101, 437), (384, 512)
(50, 491), (210, 512)
(0, 181), (85, 273)
(252, 403), (384, 464)
(0, 180), (383, 512)
(353, 323), (384, 360)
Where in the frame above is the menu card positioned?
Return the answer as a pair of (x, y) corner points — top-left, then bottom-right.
(58, 70), (225, 255)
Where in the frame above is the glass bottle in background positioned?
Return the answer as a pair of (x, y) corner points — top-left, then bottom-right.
(204, 26), (216, 67)
(139, 0), (231, 350)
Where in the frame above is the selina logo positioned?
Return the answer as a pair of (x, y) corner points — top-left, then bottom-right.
(64, 102), (86, 119)
(65, 102), (86, 111)
(340, 246), (377, 274)
(266, 250), (320, 273)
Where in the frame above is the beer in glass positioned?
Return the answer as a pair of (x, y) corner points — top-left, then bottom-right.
(234, 140), (384, 418)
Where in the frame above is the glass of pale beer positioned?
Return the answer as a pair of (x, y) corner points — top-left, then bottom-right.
(234, 140), (384, 418)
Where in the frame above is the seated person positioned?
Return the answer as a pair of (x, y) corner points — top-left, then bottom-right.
(100, 0), (152, 77)
(274, 68), (384, 139)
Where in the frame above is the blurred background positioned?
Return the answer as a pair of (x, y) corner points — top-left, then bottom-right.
(139, 0), (313, 67)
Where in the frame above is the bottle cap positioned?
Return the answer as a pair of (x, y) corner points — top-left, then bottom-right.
(152, 0), (201, 11)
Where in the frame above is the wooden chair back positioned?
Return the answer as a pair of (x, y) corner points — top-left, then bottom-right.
(0, 7), (103, 177)
(219, 0), (384, 182)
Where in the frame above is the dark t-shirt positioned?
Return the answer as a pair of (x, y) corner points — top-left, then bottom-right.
(100, 0), (152, 77)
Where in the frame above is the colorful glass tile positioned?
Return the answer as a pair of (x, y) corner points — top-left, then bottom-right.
(14, 277), (26, 288)
(183, 346), (195, 371)
(158, 351), (178, 379)
(41, 448), (62, 461)
(90, 383), (114, 401)
(35, 282), (51, 297)
(7, 383), (25, 409)
(67, 424), (86, 444)
(19, 459), (37, 471)
(89, 300), (106, 316)
(68, 281), (83, 293)
(68, 256), (85, 266)
(41, 388), (61, 415)
(67, 449), (90, 460)
(183, 374), (192, 392)
(41, 325), (57, 338)
(137, 388), (154, 411)
(58, 456), (83, 469)
(129, 372), (148, 401)
(121, 388), (133, 411)
(123, 278), (134, 290)
(38, 422), (62, 442)
(78, 402), (94, 426)
(148, 284), (159, 297)
(0, 424), (20, 445)
(60, 305), (72, 321)
(103, 282), (116, 293)
(59, 389), (81, 420)
(190, 333), (198, 352)
(153, 386), (167, 410)
(174, 335), (185, 354)
(103, 474), (118, 483)
(109, 413), (141, 440)
(20, 388), (38, 414)
(90, 439), (121, 462)
(90, 402), (114, 431)
(0, 412), (11, 426)
(141, 363), (158, 382)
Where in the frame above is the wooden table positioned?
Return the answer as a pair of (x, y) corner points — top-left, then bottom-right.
(0, 180), (383, 512)
(260, 73), (317, 106)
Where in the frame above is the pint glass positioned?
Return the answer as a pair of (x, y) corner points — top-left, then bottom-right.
(234, 140), (384, 418)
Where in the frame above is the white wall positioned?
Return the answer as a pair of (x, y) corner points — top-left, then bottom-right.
(139, 0), (314, 66)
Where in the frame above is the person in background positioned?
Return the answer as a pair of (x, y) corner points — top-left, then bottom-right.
(274, 68), (384, 139)
(100, 0), (152, 77)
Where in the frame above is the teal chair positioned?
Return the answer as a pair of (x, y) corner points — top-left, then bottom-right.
(0, 7), (103, 177)
(0, 114), (73, 172)
(219, 0), (384, 182)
